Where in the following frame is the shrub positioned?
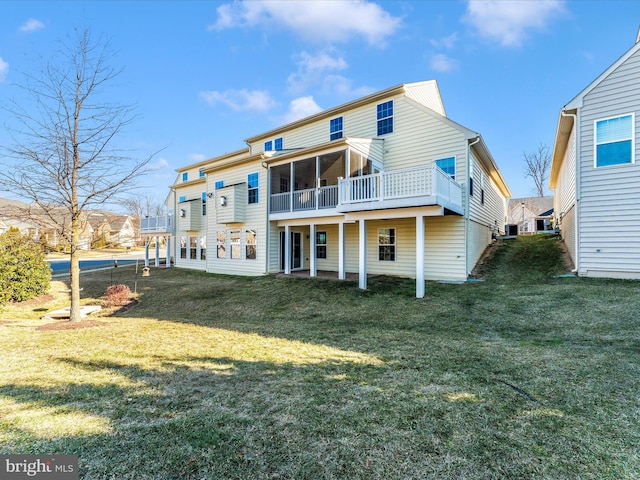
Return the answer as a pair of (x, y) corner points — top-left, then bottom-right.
(0, 231), (51, 306)
(104, 284), (132, 307)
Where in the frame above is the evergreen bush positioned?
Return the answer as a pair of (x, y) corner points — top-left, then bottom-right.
(0, 231), (51, 305)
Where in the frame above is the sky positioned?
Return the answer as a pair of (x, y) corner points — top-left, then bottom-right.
(1, 0), (640, 208)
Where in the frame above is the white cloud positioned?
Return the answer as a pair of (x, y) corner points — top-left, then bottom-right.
(431, 54), (459, 73)
(188, 153), (207, 162)
(200, 89), (277, 112)
(288, 50), (348, 93)
(279, 96), (323, 124)
(463, 0), (565, 47)
(19, 18), (45, 33)
(0, 57), (8, 82)
(430, 32), (458, 50)
(209, 0), (402, 46)
(321, 75), (375, 98)
(149, 157), (170, 171)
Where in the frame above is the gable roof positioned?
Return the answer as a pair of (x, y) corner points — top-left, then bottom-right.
(551, 37), (640, 188)
(244, 81), (445, 145)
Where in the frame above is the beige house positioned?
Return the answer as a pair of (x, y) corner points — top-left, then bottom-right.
(145, 81), (512, 296)
(550, 32), (640, 279)
(507, 196), (554, 234)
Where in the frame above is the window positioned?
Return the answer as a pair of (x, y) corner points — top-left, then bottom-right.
(316, 231), (327, 259)
(246, 229), (257, 260)
(200, 236), (206, 260)
(595, 114), (634, 167)
(435, 156), (456, 179)
(179, 195), (186, 203)
(230, 230), (241, 259)
(264, 140), (273, 151)
(182, 172), (188, 182)
(480, 174), (485, 205)
(190, 236), (197, 259)
(216, 231), (226, 258)
(274, 137), (283, 151)
(248, 172), (259, 204)
(199, 170), (205, 178)
(180, 236), (187, 259)
(469, 158), (474, 196)
(202, 192), (207, 215)
(378, 228), (396, 261)
(330, 117), (343, 140)
(377, 100), (393, 136)
(215, 180), (224, 189)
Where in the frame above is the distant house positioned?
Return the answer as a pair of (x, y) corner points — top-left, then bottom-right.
(145, 80), (512, 297)
(507, 196), (554, 234)
(549, 32), (640, 278)
(88, 211), (136, 248)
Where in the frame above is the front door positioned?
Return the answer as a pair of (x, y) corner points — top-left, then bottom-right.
(279, 231), (303, 271)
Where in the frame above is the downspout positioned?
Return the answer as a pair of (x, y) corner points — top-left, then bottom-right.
(170, 186), (177, 268)
(466, 135), (481, 277)
(560, 109), (579, 273)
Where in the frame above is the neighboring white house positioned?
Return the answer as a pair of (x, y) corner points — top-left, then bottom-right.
(146, 81), (512, 297)
(507, 196), (554, 234)
(550, 32), (640, 279)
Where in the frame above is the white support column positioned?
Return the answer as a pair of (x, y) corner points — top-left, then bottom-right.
(416, 215), (425, 298)
(310, 223), (317, 277)
(166, 236), (172, 268)
(155, 238), (160, 267)
(358, 219), (367, 290)
(145, 240), (150, 267)
(338, 222), (346, 280)
(284, 225), (291, 274)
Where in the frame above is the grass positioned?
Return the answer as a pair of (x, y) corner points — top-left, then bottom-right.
(1, 235), (639, 479)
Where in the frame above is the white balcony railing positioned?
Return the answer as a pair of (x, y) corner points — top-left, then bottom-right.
(268, 164), (463, 216)
(140, 215), (173, 234)
(338, 164), (462, 208)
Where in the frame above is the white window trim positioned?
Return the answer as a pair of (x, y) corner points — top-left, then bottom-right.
(593, 112), (635, 168)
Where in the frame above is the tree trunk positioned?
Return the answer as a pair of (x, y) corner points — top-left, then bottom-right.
(69, 218), (82, 322)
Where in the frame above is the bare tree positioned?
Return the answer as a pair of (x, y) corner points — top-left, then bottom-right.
(0, 29), (154, 322)
(523, 143), (552, 197)
(122, 194), (165, 219)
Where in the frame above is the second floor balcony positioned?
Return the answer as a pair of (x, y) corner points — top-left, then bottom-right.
(269, 163), (463, 218)
(140, 215), (173, 234)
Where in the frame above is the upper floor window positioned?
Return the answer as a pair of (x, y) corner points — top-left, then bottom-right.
(202, 192), (207, 215)
(435, 156), (456, 179)
(274, 137), (283, 151)
(264, 140), (273, 151)
(199, 170), (205, 178)
(595, 114), (634, 167)
(179, 195), (186, 203)
(248, 172), (259, 204)
(330, 117), (343, 141)
(377, 100), (393, 136)
(182, 172), (188, 182)
(215, 180), (224, 189)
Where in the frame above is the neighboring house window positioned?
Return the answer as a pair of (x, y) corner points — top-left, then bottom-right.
(199, 170), (205, 178)
(182, 172), (188, 182)
(264, 140), (273, 151)
(200, 236), (206, 260)
(435, 156), (456, 179)
(481, 174), (486, 205)
(330, 117), (343, 141)
(180, 236), (187, 259)
(217, 231), (226, 258)
(469, 157), (474, 196)
(595, 114), (634, 167)
(179, 195), (186, 203)
(274, 137), (283, 151)
(246, 229), (257, 260)
(202, 192), (207, 215)
(190, 236), (197, 259)
(377, 100), (393, 136)
(316, 231), (327, 259)
(248, 172), (259, 204)
(378, 228), (396, 261)
(215, 180), (224, 189)
(230, 230), (241, 259)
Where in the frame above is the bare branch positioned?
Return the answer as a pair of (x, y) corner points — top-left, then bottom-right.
(523, 143), (551, 197)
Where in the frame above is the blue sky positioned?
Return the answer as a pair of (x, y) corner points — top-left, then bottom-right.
(1, 0), (640, 206)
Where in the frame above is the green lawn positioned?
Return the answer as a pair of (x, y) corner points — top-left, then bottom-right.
(1, 236), (639, 479)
